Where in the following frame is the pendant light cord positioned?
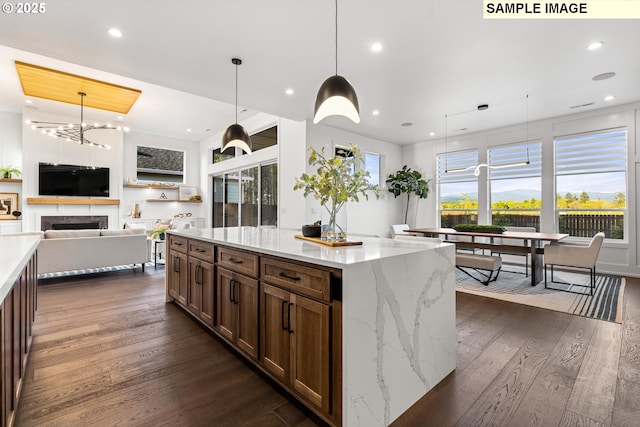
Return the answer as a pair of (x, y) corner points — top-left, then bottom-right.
(79, 91), (85, 144)
(235, 62), (238, 124)
(335, 0), (338, 75)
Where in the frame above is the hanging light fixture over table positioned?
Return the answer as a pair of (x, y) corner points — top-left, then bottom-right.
(313, 0), (360, 124)
(445, 94), (531, 175)
(221, 58), (252, 154)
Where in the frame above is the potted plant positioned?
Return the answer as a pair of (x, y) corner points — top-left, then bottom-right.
(294, 144), (379, 242)
(386, 165), (430, 225)
(150, 223), (170, 240)
(0, 166), (21, 179)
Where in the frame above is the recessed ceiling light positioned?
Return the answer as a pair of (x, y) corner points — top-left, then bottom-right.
(401, 122), (413, 127)
(285, 88), (294, 95)
(108, 28), (123, 38)
(371, 42), (383, 52)
(25, 99), (32, 104)
(116, 116), (123, 121)
(587, 41), (603, 50)
(604, 95), (615, 101)
(372, 110), (380, 116)
(429, 132), (435, 137)
(592, 72), (615, 81)
(187, 128), (192, 132)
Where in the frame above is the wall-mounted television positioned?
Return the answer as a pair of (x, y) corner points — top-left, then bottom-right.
(39, 163), (110, 197)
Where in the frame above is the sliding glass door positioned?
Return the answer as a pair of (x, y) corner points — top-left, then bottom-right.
(212, 162), (278, 228)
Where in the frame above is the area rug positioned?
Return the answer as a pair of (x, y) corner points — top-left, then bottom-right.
(456, 266), (625, 323)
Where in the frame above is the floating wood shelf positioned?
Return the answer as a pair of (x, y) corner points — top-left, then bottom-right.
(0, 178), (22, 183)
(145, 199), (202, 203)
(124, 184), (179, 190)
(27, 198), (120, 205)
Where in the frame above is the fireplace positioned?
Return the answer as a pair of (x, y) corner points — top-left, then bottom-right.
(41, 216), (108, 231)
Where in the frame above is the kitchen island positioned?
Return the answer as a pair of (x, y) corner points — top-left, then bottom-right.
(165, 227), (456, 426)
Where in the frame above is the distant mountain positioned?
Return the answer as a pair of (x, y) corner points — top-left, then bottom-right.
(441, 189), (621, 203)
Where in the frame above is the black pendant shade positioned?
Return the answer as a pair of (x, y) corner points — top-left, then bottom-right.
(221, 123), (252, 154)
(221, 57), (252, 154)
(313, 74), (360, 124)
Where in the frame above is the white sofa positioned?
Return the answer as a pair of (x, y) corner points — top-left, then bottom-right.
(37, 228), (148, 274)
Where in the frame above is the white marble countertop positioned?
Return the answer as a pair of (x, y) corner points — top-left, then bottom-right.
(168, 227), (451, 269)
(0, 234), (41, 301)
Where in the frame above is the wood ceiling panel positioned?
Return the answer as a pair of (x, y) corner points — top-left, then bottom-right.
(15, 61), (141, 114)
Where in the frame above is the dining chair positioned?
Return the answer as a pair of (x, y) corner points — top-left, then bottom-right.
(491, 226), (536, 276)
(543, 232), (605, 295)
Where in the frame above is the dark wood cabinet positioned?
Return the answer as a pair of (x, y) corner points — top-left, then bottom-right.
(216, 267), (258, 359)
(167, 251), (188, 306)
(261, 283), (331, 412)
(1, 248), (37, 427)
(188, 258), (214, 327)
(166, 236), (341, 426)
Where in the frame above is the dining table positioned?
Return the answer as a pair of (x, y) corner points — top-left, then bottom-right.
(406, 227), (569, 285)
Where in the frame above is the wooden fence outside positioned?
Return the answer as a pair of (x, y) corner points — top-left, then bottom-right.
(440, 210), (624, 239)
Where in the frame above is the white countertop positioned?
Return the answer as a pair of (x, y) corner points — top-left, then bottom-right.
(168, 227), (450, 269)
(0, 235), (41, 301)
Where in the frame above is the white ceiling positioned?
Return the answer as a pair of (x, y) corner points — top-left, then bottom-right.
(0, 1), (639, 145)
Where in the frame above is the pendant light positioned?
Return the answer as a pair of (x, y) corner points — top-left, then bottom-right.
(221, 58), (252, 154)
(313, 0), (360, 124)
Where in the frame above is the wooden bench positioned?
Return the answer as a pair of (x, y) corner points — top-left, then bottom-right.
(456, 253), (502, 285)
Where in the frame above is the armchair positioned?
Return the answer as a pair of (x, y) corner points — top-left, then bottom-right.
(544, 232), (605, 295)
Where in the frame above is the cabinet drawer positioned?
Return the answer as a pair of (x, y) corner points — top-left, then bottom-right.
(218, 246), (258, 278)
(261, 257), (331, 302)
(168, 235), (188, 254)
(189, 239), (215, 262)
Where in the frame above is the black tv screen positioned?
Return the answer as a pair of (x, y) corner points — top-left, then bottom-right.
(39, 163), (110, 197)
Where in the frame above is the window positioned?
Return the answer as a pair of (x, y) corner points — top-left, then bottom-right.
(554, 129), (627, 239)
(137, 146), (184, 183)
(212, 148), (234, 164)
(212, 162), (278, 228)
(489, 141), (542, 230)
(238, 125), (278, 156)
(437, 150), (479, 227)
(364, 153), (381, 186)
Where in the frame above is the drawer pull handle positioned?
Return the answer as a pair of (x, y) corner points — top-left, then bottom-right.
(195, 248), (206, 253)
(279, 272), (301, 281)
(228, 258), (243, 264)
(174, 242), (183, 246)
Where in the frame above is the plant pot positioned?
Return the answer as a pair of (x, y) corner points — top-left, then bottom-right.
(301, 224), (321, 238)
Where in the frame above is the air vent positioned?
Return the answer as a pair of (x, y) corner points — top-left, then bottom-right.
(569, 102), (595, 109)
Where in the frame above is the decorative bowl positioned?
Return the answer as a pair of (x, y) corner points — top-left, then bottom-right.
(301, 224), (321, 238)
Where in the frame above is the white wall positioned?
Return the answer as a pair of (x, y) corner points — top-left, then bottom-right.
(122, 131), (204, 224)
(403, 101), (640, 276)
(305, 123), (404, 238)
(0, 111), (22, 170)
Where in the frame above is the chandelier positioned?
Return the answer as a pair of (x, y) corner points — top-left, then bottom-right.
(25, 92), (129, 150)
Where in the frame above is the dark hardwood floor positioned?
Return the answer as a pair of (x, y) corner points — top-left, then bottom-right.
(15, 268), (640, 426)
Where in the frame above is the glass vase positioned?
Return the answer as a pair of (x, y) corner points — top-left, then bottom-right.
(321, 201), (347, 242)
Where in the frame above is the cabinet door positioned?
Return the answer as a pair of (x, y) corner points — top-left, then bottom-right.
(188, 260), (202, 315)
(215, 268), (235, 342)
(235, 274), (258, 359)
(261, 284), (290, 383)
(290, 294), (331, 412)
(199, 262), (214, 327)
(168, 251), (188, 306)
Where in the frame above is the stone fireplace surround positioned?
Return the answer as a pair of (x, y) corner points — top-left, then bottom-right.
(41, 215), (108, 231)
